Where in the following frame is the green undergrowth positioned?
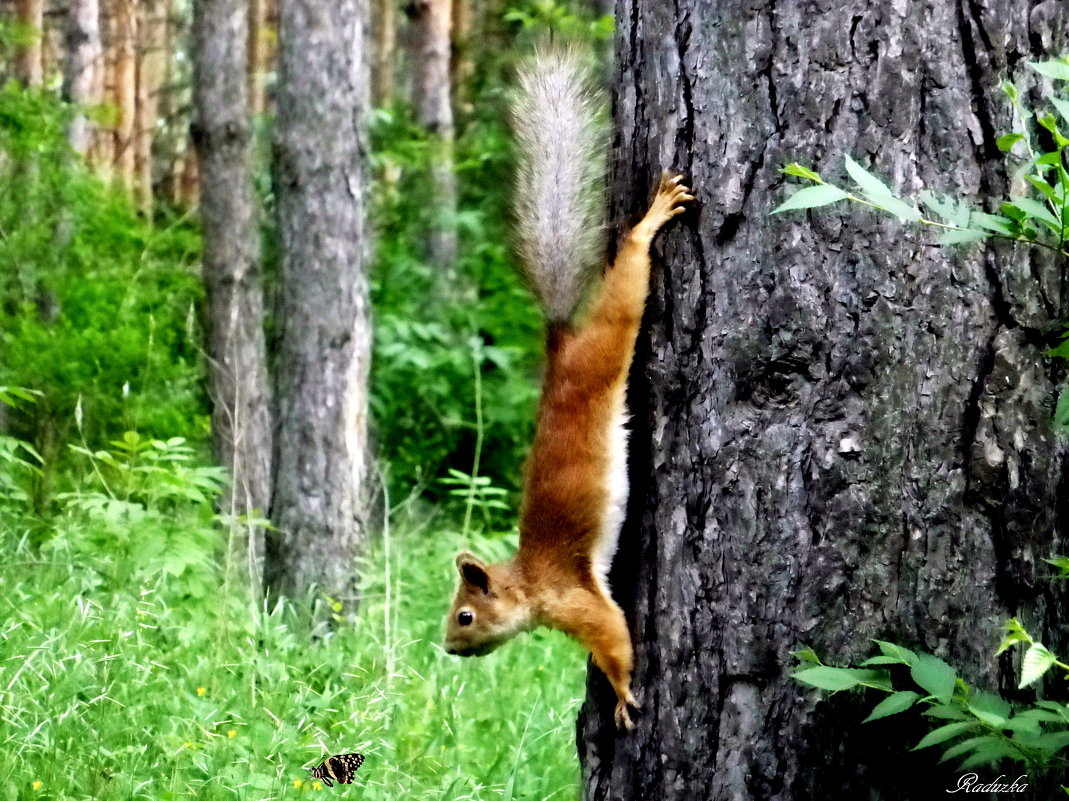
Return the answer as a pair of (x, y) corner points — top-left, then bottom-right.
(0, 491), (585, 801)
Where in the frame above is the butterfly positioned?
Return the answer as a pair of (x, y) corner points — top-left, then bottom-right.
(309, 753), (365, 787)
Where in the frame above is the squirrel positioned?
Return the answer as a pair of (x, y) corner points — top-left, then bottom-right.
(443, 48), (693, 731)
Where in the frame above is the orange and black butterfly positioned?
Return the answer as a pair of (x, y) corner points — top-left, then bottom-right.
(309, 753), (365, 787)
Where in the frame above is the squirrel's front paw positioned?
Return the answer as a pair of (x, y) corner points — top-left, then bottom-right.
(614, 690), (639, 731)
(640, 173), (695, 237)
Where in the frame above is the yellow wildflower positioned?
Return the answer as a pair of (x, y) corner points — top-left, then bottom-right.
(31, 781), (42, 791)
(227, 729), (237, 739)
(312, 781), (323, 791)
(196, 687), (206, 696)
(293, 778), (304, 789)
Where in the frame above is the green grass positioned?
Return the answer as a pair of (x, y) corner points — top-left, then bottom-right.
(0, 492), (586, 801)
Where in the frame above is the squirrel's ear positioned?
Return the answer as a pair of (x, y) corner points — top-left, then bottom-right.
(456, 552), (491, 594)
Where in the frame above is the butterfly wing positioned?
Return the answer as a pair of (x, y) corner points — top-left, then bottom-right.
(310, 753), (364, 787)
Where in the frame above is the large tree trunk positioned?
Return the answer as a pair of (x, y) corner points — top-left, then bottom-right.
(579, 2), (1069, 800)
(409, 0), (456, 276)
(191, 0), (273, 589)
(63, 0), (103, 156)
(268, 0), (372, 607)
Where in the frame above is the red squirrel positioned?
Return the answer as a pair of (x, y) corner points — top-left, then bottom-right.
(443, 49), (693, 731)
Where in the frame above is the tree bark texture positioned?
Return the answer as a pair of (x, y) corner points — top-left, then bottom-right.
(191, 0), (272, 587)
(15, 0), (44, 86)
(63, 0), (103, 156)
(268, 0), (372, 606)
(409, 0), (457, 275)
(579, 2), (1069, 800)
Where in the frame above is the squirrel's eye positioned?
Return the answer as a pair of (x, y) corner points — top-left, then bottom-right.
(457, 610), (474, 626)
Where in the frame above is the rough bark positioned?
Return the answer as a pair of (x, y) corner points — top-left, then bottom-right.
(579, 2), (1069, 800)
(191, 0), (272, 588)
(15, 0), (44, 86)
(409, 0), (457, 275)
(63, 0), (103, 155)
(268, 0), (372, 606)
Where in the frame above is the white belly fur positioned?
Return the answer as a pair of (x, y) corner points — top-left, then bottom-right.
(592, 391), (629, 589)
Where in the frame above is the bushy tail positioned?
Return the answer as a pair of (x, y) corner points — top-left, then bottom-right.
(512, 48), (607, 325)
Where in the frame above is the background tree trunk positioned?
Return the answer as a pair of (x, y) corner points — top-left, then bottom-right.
(371, 0), (396, 107)
(63, 0), (103, 156)
(246, 0), (269, 116)
(268, 0), (372, 607)
(579, 2), (1069, 799)
(409, 0), (456, 276)
(135, 0), (165, 214)
(191, 0), (272, 589)
(111, 0), (137, 191)
(15, 0), (44, 86)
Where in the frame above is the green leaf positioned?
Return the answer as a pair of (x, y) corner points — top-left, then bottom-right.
(970, 212), (1016, 236)
(863, 691), (920, 723)
(968, 690), (1012, 723)
(791, 666), (881, 692)
(1053, 97), (1069, 128)
(911, 653), (958, 704)
(1025, 174), (1057, 201)
(781, 163), (822, 182)
(958, 740), (1020, 769)
(772, 184), (849, 213)
(1009, 195), (1060, 229)
(939, 734), (998, 763)
(1038, 115), (1069, 148)
(925, 703), (970, 721)
(792, 647), (823, 665)
(1017, 707), (1069, 724)
(997, 618), (1033, 654)
(919, 191), (971, 227)
(1044, 555), (1069, 576)
(1002, 80), (1019, 102)
(842, 155), (921, 220)
(860, 655), (910, 666)
(1020, 642), (1057, 688)
(996, 132), (1024, 152)
(873, 640), (917, 665)
(937, 228), (988, 245)
(913, 721), (978, 750)
(1030, 60), (1069, 81)
(1036, 151), (1064, 167)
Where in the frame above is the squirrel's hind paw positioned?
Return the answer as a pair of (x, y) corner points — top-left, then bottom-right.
(614, 691), (639, 731)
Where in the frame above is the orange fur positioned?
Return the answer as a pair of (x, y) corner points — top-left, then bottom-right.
(445, 173), (693, 730)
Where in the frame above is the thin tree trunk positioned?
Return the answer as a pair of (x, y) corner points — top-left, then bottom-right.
(371, 0), (396, 107)
(135, 0), (165, 214)
(246, 0), (267, 116)
(409, 0), (456, 275)
(15, 0), (44, 86)
(64, 0), (103, 156)
(112, 0), (137, 191)
(191, 0), (273, 589)
(448, 0), (469, 120)
(268, 0), (372, 608)
(579, 2), (1069, 800)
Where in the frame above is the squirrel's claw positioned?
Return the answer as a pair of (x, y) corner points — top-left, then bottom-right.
(614, 690), (639, 731)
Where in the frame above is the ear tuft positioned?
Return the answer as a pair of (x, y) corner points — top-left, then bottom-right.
(455, 552), (491, 594)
